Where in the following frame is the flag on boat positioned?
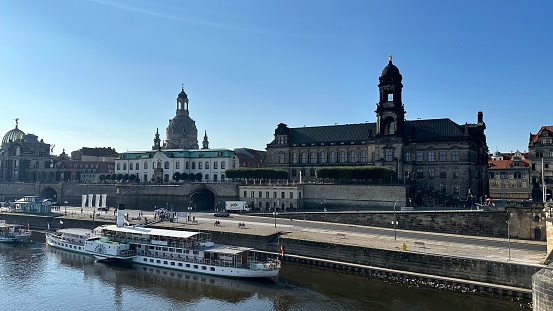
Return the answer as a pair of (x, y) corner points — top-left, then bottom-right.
(280, 244), (285, 257)
(60, 220), (63, 225)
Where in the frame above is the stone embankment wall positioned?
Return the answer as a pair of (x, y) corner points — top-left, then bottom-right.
(276, 209), (545, 240)
(533, 265), (553, 310)
(302, 184), (406, 209)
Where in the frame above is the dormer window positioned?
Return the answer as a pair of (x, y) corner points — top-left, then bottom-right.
(388, 93), (393, 101)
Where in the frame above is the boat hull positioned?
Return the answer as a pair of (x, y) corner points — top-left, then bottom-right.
(133, 255), (279, 278)
(45, 232), (89, 255)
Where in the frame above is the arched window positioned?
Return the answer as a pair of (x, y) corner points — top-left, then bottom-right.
(130, 163), (133, 170)
(360, 150), (367, 162)
(205, 161), (209, 169)
(329, 151), (336, 163)
(384, 116), (395, 135)
(350, 151), (357, 163)
(339, 151), (346, 163)
(213, 174), (218, 182)
(278, 153), (285, 164)
(117, 163), (121, 170)
(319, 151), (326, 163)
(164, 161), (169, 169)
(310, 152), (317, 163)
(301, 152), (307, 163)
(192, 162), (196, 169)
(123, 163), (127, 170)
(221, 173), (225, 181)
(186, 161), (189, 169)
(144, 173), (147, 182)
(292, 152), (299, 164)
(205, 174), (209, 181)
(214, 162), (218, 169)
(198, 162), (203, 169)
(221, 161), (225, 169)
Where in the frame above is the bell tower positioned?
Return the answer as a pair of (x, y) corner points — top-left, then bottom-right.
(375, 55), (405, 137)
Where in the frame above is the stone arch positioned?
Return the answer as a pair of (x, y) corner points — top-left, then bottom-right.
(40, 187), (58, 202)
(189, 188), (215, 212)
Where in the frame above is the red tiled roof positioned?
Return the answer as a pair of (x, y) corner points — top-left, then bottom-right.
(488, 158), (529, 169)
(529, 126), (553, 147)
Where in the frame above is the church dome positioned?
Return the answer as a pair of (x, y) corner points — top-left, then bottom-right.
(178, 88), (188, 100)
(381, 56), (400, 77)
(2, 125), (25, 145)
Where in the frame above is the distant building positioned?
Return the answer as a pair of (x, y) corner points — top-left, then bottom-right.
(488, 150), (531, 201)
(239, 184), (303, 211)
(529, 126), (553, 202)
(0, 119), (56, 182)
(70, 147), (118, 162)
(233, 148), (266, 168)
(116, 87), (237, 183)
(265, 57), (489, 206)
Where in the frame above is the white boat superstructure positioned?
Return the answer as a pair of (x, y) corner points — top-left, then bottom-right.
(0, 220), (31, 243)
(85, 224), (280, 278)
(46, 228), (97, 254)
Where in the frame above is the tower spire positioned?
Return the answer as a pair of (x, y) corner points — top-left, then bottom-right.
(202, 130), (209, 149)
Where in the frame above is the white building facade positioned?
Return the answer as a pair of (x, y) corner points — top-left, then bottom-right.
(115, 149), (236, 183)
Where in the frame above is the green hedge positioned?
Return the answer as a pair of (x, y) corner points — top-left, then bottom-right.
(317, 166), (396, 181)
(225, 168), (288, 180)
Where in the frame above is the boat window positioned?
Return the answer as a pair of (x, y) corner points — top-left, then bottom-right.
(156, 260), (160, 264)
(186, 264), (190, 268)
(202, 266), (206, 270)
(162, 247), (168, 252)
(176, 249), (182, 253)
(150, 259), (154, 263)
(193, 265), (198, 269)
(171, 262), (175, 266)
(178, 263), (183, 267)
(210, 267), (215, 271)
(163, 261), (168, 265)
(143, 258), (147, 262)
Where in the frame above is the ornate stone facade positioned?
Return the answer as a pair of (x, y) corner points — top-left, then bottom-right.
(164, 87), (199, 149)
(529, 126), (553, 202)
(266, 58), (489, 206)
(0, 120), (56, 182)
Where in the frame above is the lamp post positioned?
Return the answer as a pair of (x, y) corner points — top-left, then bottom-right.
(392, 199), (399, 240)
(274, 200), (278, 228)
(506, 219), (511, 261)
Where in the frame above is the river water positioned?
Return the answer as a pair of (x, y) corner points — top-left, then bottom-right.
(0, 233), (526, 311)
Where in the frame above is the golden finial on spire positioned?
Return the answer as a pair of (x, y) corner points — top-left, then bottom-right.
(388, 55), (393, 62)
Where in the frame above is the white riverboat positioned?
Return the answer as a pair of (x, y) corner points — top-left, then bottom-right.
(46, 228), (97, 254)
(84, 208), (280, 279)
(0, 220), (31, 243)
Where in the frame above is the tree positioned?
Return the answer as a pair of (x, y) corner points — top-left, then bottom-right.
(189, 173), (196, 181)
(110, 174), (117, 182)
(129, 174), (137, 182)
(116, 173), (123, 181)
(195, 172), (203, 181)
(180, 172), (189, 182)
(99, 174), (106, 183)
(122, 173), (129, 182)
(173, 172), (181, 182)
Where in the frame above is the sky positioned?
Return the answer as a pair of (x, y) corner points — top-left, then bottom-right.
(1, 0), (552, 155)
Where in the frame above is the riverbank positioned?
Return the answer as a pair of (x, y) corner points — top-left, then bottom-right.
(1, 212), (544, 299)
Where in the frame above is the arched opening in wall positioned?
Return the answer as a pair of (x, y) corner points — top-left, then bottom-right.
(40, 187), (57, 202)
(189, 189), (215, 212)
(383, 116), (395, 135)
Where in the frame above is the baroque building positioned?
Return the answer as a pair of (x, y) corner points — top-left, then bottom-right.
(0, 119), (56, 182)
(265, 57), (489, 206)
(164, 86), (199, 149)
(488, 150), (531, 201)
(529, 126), (553, 202)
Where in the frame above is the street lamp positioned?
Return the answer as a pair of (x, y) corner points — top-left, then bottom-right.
(506, 219), (511, 261)
(392, 199), (399, 240)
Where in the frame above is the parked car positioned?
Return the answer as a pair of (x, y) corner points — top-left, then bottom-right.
(214, 211), (229, 217)
(98, 207), (109, 211)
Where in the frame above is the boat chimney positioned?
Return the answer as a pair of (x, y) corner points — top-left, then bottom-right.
(117, 203), (125, 227)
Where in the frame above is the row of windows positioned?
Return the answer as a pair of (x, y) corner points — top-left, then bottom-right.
(413, 167), (461, 179)
(406, 151), (460, 162)
(534, 151), (553, 158)
(243, 190), (301, 199)
(289, 150), (369, 164)
(117, 161), (226, 171)
(155, 173), (225, 182)
(489, 172), (527, 179)
(426, 184), (461, 195)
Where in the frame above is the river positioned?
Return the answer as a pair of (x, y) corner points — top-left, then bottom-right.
(0, 232), (527, 311)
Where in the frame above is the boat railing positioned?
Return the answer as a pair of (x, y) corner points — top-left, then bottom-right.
(136, 250), (241, 268)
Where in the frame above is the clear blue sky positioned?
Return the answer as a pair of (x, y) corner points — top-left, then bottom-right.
(1, 0), (551, 155)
